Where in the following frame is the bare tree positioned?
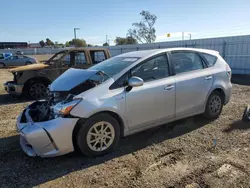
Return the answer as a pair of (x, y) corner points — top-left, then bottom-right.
(128, 10), (157, 43)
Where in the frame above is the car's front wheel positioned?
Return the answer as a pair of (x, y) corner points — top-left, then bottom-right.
(26, 81), (48, 99)
(0, 63), (5, 68)
(76, 113), (120, 157)
(204, 91), (224, 119)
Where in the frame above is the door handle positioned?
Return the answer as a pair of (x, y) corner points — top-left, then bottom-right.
(164, 84), (174, 90)
(205, 75), (212, 80)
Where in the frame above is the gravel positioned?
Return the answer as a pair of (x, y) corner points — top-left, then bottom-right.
(0, 69), (250, 188)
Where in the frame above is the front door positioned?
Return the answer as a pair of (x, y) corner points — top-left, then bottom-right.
(125, 54), (175, 131)
(170, 51), (213, 117)
(6, 55), (19, 66)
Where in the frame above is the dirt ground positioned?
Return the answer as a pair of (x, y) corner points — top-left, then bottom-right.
(0, 68), (250, 188)
(32, 54), (53, 62)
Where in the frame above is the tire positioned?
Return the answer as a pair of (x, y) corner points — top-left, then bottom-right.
(204, 91), (224, 119)
(25, 61), (32, 65)
(242, 105), (250, 122)
(76, 113), (120, 157)
(0, 63), (5, 68)
(25, 81), (48, 100)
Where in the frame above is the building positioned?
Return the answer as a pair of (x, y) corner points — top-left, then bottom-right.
(29, 43), (41, 48)
(0, 42), (28, 49)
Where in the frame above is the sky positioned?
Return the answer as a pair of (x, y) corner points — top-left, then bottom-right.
(0, 0), (250, 45)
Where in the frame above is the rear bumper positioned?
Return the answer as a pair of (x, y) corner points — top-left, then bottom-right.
(224, 82), (232, 105)
(16, 103), (79, 157)
(4, 81), (24, 95)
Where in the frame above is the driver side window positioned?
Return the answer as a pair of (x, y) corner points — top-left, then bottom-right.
(10, 56), (18, 60)
(61, 54), (71, 65)
(131, 54), (169, 82)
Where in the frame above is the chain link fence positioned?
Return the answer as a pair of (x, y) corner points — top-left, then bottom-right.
(1, 35), (250, 74)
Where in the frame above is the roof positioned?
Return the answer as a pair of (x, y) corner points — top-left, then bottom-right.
(0, 42), (27, 44)
(116, 48), (219, 58)
(64, 47), (109, 52)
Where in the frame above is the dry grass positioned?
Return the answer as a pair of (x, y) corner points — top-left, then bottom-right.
(31, 54), (53, 62)
(0, 69), (250, 188)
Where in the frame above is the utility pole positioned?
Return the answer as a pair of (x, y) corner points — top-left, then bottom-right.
(74, 28), (80, 40)
(188, 33), (192, 40)
(106, 35), (108, 43)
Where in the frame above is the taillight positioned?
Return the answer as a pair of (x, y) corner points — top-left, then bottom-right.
(226, 64), (232, 80)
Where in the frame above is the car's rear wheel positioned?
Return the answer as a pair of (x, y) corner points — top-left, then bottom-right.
(242, 105), (250, 122)
(0, 63), (5, 68)
(26, 81), (48, 99)
(76, 113), (120, 157)
(25, 61), (32, 65)
(204, 91), (224, 119)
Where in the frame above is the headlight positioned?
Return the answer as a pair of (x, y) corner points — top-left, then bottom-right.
(53, 99), (81, 116)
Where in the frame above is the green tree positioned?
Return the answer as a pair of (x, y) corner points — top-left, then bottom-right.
(68, 39), (87, 47)
(87, 44), (93, 47)
(128, 10), (157, 43)
(39, 40), (45, 47)
(65, 41), (70, 47)
(45, 38), (54, 46)
(115, 36), (138, 45)
(103, 42), (109, 46)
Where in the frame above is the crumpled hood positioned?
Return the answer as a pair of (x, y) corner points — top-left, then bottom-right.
(50, 68), (99, 91)
(9, 63), (49, 73)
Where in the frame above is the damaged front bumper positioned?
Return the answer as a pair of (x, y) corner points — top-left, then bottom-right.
(4, 81), (24, 95)
(16, 103), (79, 157)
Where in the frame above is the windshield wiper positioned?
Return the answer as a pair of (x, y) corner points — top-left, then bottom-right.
(97, 70), (110, 82)
(98, 70), (110, 77)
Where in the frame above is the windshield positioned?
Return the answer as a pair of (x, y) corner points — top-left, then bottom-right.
(45, 51), (67, 64)
(89, 56), (140, 77)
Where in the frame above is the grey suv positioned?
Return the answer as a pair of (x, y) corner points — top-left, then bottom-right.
(16, 48), (232, 157)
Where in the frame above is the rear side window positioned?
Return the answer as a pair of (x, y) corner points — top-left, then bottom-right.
(171, 52), (204, 74)
(201, 53), (217, 67)
(90, 51), (107, 64)
(75, 52), (86, 64)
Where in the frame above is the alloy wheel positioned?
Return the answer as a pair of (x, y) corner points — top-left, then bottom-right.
(209, 95), (222, 115)
(29, 83), (47, 99)
(86, 121), (115, 152)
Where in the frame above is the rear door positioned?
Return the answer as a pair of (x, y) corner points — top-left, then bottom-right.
(71, 51), (91, 69)
(170, 51), (213, 118)
(17, 55), (27, 65)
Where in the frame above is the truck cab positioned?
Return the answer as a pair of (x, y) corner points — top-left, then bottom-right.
(4, 48), (111, 99)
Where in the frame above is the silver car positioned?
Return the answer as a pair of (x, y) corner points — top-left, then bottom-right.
(16, 48), (232, 157)
(0, 55), (37, 67)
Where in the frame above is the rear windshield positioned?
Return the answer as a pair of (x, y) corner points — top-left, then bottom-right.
(201, 53), (218, 67)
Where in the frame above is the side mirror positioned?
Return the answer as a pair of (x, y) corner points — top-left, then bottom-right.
(128, 76), (144, 87)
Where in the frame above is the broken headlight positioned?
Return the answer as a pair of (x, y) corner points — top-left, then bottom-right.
(53, 98), (81, 116)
